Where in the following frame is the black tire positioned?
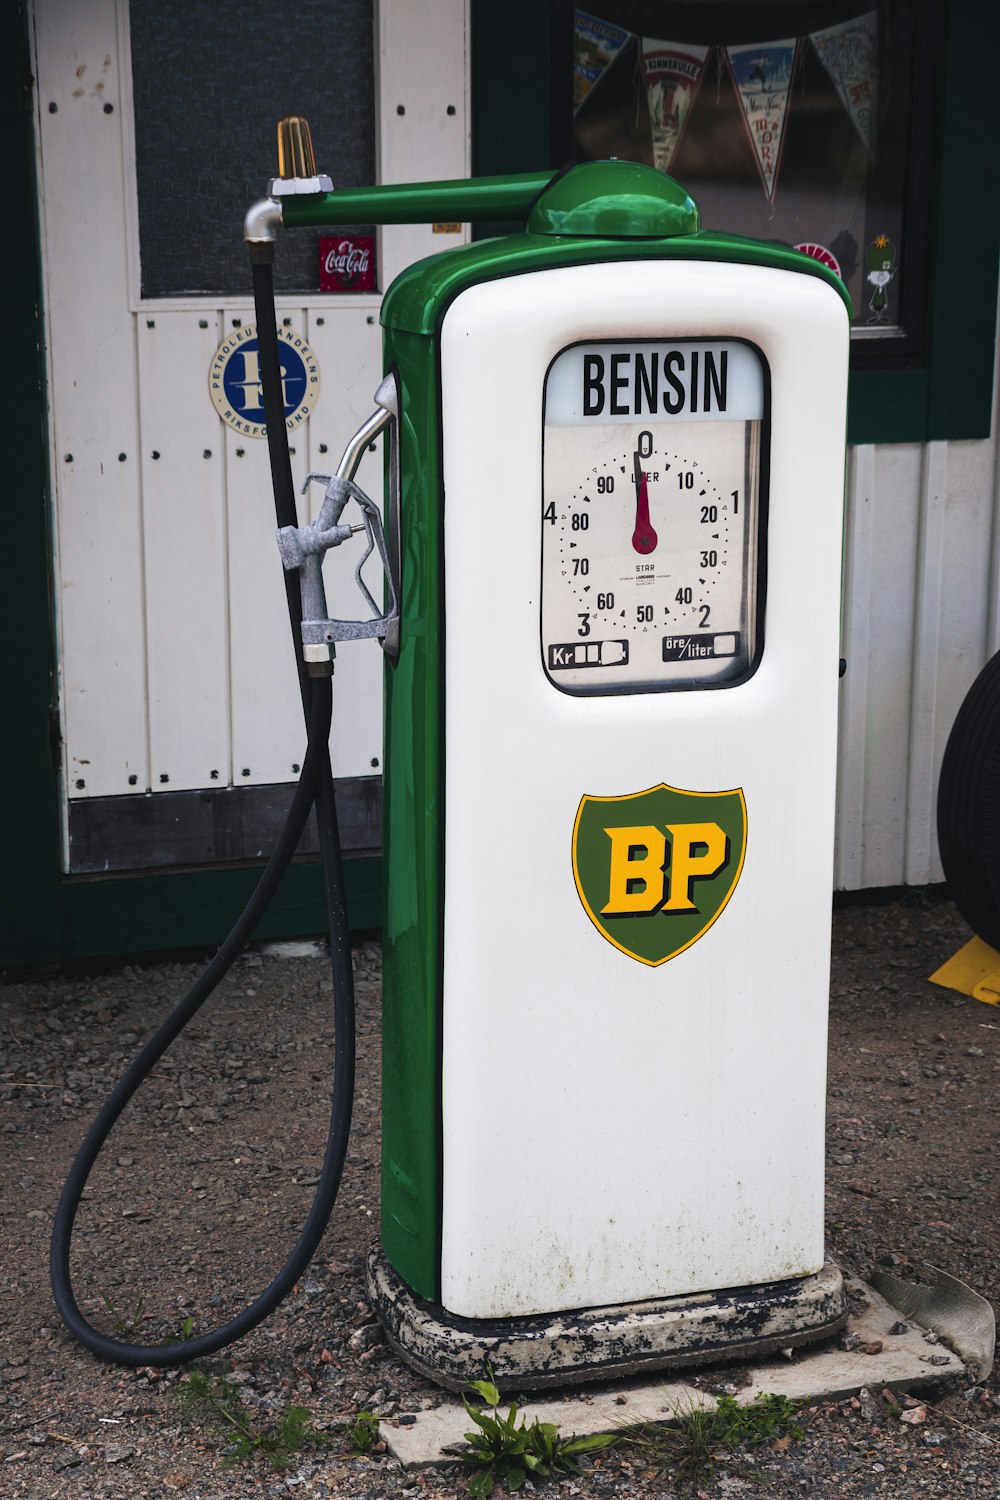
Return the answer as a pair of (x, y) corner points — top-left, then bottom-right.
(937, 649), (1000, 950)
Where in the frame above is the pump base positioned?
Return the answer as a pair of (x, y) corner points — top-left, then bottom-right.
(366, 1248), (847, 1391)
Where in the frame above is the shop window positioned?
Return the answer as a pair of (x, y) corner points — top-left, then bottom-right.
(558, 2), (937, 364)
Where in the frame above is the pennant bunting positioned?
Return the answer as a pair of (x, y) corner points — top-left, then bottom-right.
(574, 10), (633, 115)
(641, 39), (710, 174)
(811, 10), (878, 157)
(725, 39), (799, 206)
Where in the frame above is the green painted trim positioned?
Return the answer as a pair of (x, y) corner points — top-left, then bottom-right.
(382, 226), (852, 338)
(1, 858), (381, 969)
(924, 0), (999, 442)
(3, 2), (63, 963)
(471, 0), (553, 179)
(378, 332), (444, 1301)
(848, 369), (929, 447)
(842, 0), (999, 448)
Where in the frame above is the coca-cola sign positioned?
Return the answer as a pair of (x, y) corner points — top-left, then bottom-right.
(319, 235), (376, 292)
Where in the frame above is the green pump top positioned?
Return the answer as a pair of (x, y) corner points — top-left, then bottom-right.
(279, 159), (852, 332)
(526, 160), (700, 239)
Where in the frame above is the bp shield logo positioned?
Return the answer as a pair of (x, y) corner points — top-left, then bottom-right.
(572, 784), (747, 966)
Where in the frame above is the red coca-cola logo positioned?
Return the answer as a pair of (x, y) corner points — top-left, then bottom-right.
(319, 235), (376, 292)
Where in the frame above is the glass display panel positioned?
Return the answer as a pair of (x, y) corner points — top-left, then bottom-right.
(541, 338), (767, 694)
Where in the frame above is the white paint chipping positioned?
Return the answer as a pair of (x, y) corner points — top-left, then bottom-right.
(384, 1280), (973, 1469)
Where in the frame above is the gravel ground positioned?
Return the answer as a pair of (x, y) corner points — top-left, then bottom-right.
(1, 897), (999, 1499)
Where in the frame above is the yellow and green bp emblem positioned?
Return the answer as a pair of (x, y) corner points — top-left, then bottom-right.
(572, 783), (747, 966)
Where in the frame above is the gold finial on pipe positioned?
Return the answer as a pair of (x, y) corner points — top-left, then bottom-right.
(277, 115), (318, 180)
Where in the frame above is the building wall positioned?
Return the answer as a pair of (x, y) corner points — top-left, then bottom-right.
(30, 0), (468, 873)
(836, 315), (1000, 888)
(5, 0), (999, 964)
(28, 0), (1000, 892)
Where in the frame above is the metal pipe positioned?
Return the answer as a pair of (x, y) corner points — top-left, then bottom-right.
(244, 196), (283, 244)
(336, 406), (392, 486)
(280, 170), (554, 231)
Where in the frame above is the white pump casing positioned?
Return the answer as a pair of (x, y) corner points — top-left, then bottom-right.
(437, 260), (849, 1320)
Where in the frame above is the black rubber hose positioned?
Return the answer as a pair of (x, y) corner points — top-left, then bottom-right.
(50, 250), (356, 1365)
(250, 253), (313, 695)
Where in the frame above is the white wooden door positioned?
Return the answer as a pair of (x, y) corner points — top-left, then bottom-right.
(30, 0), (469, 869)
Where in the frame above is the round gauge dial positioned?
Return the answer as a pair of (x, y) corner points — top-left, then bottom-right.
(541, 339), (766, 694)
(556, 443), (734, 639)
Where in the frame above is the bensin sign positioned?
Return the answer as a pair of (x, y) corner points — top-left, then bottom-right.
(572, 783), (747, 965)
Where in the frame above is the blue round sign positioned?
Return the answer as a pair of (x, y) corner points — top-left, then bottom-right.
(208, 324), (321, 438)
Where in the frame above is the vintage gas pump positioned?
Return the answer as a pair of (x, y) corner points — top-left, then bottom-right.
(52, 129), (850, 1382)
(265, 148), (852, 1388)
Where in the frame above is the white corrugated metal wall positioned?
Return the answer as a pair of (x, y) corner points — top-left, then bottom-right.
(835, 300), (1000, 888)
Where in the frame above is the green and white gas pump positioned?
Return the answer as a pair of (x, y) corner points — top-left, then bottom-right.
(51, 136), (851, 1383)
(266, 151), (853, 1389)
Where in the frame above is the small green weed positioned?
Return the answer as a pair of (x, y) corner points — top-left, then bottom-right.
(718, 1391), (804, 1447)
(100, 1292), (146, 1336)
(174, 1369), (329, 1471)
(160, 1312), (197, 1346)
(622, 1391), (804, 1487)
(346, 1408), (380, 1455)
(456, 1375), (618, 1496)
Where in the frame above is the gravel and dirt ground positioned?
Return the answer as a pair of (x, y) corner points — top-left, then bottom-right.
(2, 896), (999, 1498)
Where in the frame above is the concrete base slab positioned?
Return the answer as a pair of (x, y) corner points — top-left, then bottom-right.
(382, 1277), (988, 1470)
(368, 1248), (846, 1393)
(869, 1267), (995, 1382)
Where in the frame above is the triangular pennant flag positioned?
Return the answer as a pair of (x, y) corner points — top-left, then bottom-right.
(811, 10), (878, 158)
(641, 39), (710, 174)
(574, 10), (633, 115)
(725, 39), (800, 206)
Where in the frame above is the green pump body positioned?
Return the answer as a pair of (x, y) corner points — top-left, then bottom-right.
(309, 161), (849, 1301)
(275, 159), (854, 1389)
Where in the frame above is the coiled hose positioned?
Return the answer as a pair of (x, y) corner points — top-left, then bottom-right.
(50, 248), (356, 1365)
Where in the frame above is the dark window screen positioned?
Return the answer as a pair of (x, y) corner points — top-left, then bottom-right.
(130, 0), (375, 297)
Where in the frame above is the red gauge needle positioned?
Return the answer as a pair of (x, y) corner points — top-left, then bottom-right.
(632, 453), (658, 555)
